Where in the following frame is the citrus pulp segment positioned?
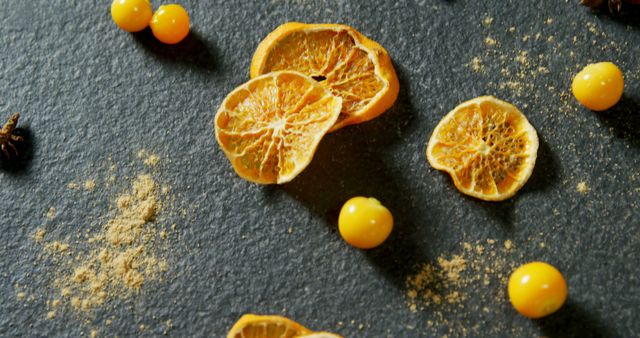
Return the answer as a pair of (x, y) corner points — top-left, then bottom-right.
(250, 22), (399, 131)
(215, 71), (342, 184)
(426, 96), (539, 201)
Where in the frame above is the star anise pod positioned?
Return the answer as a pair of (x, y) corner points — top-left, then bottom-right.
(580, 0), (623, 13)
(0, 113), (24, 161)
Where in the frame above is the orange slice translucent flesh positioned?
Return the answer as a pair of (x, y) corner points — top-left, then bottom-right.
(215, 71), (342, 184)
(227, 315), (311, 338)
(427, 97), (538, 201)
(260, 29), (385, 127)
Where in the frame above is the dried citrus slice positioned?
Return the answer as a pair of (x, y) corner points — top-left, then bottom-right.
(227, 314), (311, 338)
(426, 96), (539, 201)
(215, 71), (342, 184)
(295, 333), (343, 338)
(250, 22), (399, 131)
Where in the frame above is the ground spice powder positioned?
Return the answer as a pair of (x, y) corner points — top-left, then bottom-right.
(36, 169), (170, 313)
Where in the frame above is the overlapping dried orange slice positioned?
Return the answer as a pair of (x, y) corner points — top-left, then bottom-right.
(226, 314), (311, 338)
(215, 71), (342, 184)
(250, 22), (399, 131)
(426, 96), (539, 201)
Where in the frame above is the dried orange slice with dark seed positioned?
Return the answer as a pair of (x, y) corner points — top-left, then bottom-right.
(250, 22), (399, 131)
(215, 71), (342, 184)
(427, 96), (539, 201)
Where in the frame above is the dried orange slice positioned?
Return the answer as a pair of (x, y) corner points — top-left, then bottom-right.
(215, 71), (342, 184)
(426, 96), (539, 201)
(227, 314), (311, 338)
(295, 333), (343, 338)
(250, 22), (399, 131)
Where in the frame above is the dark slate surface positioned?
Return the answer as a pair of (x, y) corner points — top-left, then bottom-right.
(1, 0), (639, 337)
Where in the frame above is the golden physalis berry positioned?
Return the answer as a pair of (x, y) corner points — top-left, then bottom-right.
(427, 96), (539, 201)
(572, 62), (624, 111)
(150, 4), (190, 44)
(250, 22), (399, 131)
(110, 0), (153, 33)
(338, 197), (393, 249)
(508, 262), (568, 319)
(214, 71), (342, 184)
(226, 314), (311, 338)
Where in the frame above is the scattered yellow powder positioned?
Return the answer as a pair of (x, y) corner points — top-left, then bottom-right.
(45, 241), (70, 254)
(68, 182), (79, 190)
(163, 319), (173, 335)
(438, 255), (467, 283)
(484, 36), (497, 46)
(468, 57), (484, 73)
(516, 51), (529, 65)
(504, 240), (513, 251)
(17, 292), (26, 301)
(482, 16), (494, 26)
(507, 26), (516, 33)
(61, 288), (71, 297)
(46, 207), (57, 220)
(545, 18), (554, 25)
(37, 172), (171, 314)
(47, 311), (56, 319)
(144, 155), (160, 167)
(34, 229), (46, 242)
(577, 181), (590, 194)
(138, 149), (160, 167)
(406, 239), (517, 335)
(84, 180), (96, 191)
(90, 330), (98, 338)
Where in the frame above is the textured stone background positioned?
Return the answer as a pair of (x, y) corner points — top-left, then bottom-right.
(1, 0), (639, 337)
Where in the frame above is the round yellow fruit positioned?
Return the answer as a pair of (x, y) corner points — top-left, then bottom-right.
(110, 0), (153, 33)
(150, 4), (190, 44)
(508, 262), (568, 319)
(338, 197), (393, 249)
(572, 62), (624, 111)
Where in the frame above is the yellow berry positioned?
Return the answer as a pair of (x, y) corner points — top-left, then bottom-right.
(110, 0), (153, 33)
(572, 62), (624, 111)
(338, 197), (393, 249)
(508, 262), (568, 319)
(150, 4), (190, 44)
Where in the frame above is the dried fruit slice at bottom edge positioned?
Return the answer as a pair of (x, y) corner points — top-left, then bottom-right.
(296, 332), (344, 338)
(226, 314), (312, 338)
(250, 22), (399, 131)
(426, 96), (539, 201)
(215, 71), (342, 184)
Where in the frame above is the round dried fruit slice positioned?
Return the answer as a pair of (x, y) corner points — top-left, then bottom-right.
(226, 314), (311, 338)
(426, 96), (539, 201)
(250, 22), (399, 131)
(295, 332), (343, 338)
(215, 71), (342, 184)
